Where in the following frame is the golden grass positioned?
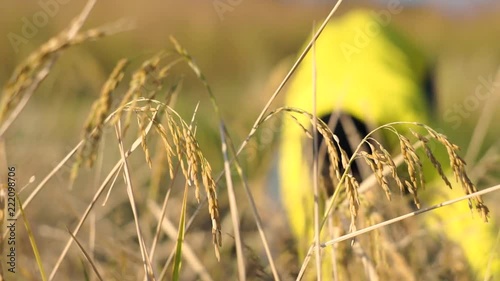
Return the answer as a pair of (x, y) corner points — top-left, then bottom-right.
(266, 107), (489, 230)
(0, 1), (499, 280)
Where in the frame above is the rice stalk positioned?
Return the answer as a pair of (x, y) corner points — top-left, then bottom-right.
(321, 183), (500, 249)
(137, 113), (153, 169)
(424, 125), (490, 221)
(262, 108), (490, 244)
(219, 123), (245, 278)
(71, 59), (129, 182)
(112, 52), (166, 130)
(0, 0), (98, 125)
(291, 117), (495, 279)
(173, 37), (283, 278)
(0, 11), (132, 136)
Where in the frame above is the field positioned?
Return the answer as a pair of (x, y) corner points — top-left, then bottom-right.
(1, 1), (500, 280)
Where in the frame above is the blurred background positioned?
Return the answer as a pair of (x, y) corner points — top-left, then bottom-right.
(2, 0), (500, 166)
(1, 0), (500, 280)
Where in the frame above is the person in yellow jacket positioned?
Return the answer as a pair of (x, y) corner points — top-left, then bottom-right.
(279, 9), (499, 280)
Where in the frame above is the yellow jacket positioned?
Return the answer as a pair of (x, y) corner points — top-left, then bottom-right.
(279, 9), (498, 280)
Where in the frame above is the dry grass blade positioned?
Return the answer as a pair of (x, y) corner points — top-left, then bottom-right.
(172, 184), (189, 281)
(1, 141), (81, 240)
(102, 161), (123, 206)
(50, 159), (121, 281)
(310, 30), (323, 280)
(69, 19), (135, 46)
(296, 245), (315, 281)
(352, 241), (379, 281)
(148, 165), (183, 276)
(114, 121), (155, 280)
(170, 38), (213, 104)
(66, 230), (104, 281)
(48, 107), (159, 281)
(215, 121), (283, 281)
(17, 195), (47, 281)
(72, 59), (129, 180)
(321, 183), (500, 248)
(147, 187), (171, 263)
(220, 123), (246, 278)
(148, 201), (214, 281)
(231, 0), (346, 159)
